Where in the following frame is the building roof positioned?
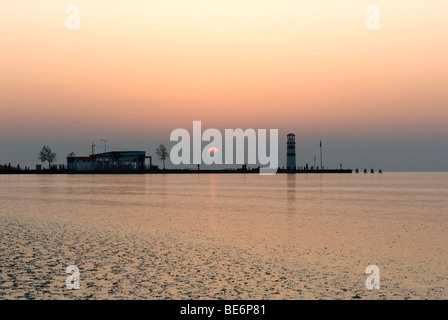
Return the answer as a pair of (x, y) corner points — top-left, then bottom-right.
(67, 156), (95, 161)
(91, 151), (146, 157)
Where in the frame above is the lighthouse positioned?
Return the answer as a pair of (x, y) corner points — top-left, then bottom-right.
(286, 133), (296, 170)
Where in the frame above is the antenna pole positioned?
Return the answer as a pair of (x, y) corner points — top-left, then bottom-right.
(100, 139), (107, 153)
(320, 140), (323, 170)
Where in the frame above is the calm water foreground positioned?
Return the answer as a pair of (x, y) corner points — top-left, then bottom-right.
(0, 173), (447, 299)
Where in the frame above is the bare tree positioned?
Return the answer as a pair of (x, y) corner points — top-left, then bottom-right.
(155, 144), (168, 170)
(38, 145), (57, 169)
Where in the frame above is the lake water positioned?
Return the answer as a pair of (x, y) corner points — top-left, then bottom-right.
(0, 173), (447, 299)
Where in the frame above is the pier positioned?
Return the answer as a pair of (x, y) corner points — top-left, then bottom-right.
(0, 167), (353, 174)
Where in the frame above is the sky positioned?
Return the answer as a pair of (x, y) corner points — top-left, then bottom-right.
(0, 0), (447, 171)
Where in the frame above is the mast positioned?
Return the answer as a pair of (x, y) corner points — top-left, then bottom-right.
(320, 140), (323, 170)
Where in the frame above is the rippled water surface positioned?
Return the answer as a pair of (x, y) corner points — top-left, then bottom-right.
(0, 173), (447, 299)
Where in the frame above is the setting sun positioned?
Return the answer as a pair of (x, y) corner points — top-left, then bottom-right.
(208, 147), (220, 156)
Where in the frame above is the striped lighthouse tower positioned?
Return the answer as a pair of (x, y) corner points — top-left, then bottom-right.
(286, 133), (296, 170)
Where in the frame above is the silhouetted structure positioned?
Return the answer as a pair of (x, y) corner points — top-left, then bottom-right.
(67, 151), (148, 172)
(286, 133), (296, 170)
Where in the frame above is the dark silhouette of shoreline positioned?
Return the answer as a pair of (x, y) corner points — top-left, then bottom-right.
(0, 167), (353, 174)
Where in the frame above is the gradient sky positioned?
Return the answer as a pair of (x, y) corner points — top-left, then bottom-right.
(1, 0), (447, 170)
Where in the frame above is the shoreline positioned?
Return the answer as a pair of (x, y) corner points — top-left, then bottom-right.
(0, 169), (354, 175)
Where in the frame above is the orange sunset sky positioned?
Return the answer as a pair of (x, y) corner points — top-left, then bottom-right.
(0, 0), (447, 170)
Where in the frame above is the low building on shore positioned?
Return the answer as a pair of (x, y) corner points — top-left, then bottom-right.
(67, 151), (149, 172)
